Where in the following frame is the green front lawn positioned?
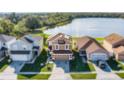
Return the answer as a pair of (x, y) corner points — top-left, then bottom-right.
(70, 51), (95, 72)
(18, 74), (50, 80)
(88, 62), (96, 71)
(0, 57), (11, 72)
(107, 58), (124, 71)
(71, 73), (96, 79)
(20, 49), (53, 72)
(116, 72), (124, 78)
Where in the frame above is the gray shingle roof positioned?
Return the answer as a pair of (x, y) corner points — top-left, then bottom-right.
(0, 34), (15, 42)
(20, 35), (43, 44)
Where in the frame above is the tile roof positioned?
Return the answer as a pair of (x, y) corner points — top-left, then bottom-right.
(76, 36), (93, 50)
(76, 36), (108, 54)
(104, 33), (124, 45)
(47, 33), (70, 41)
(86, 42), (107, 54)
(113, 46), (124, 54)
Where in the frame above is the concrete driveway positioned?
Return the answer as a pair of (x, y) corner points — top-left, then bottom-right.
(93, 64), (121, 80)
(49, 61), (72, 80)
(55, 61), (70, 73)
(0, 62), (24, 80)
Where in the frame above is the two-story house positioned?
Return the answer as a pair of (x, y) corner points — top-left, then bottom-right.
(9, 35), (43, 63)
(47, 33), (73, 61)
(0, 34), (16, 59)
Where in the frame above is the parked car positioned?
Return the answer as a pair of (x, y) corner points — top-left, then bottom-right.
(99, 61), (106, 69)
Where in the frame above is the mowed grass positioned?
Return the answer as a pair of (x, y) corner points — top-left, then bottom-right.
(18, 74), (50, 80)
(88, 62), (96, 71)
(70, 51), (95, 72)
(71, 73), (96, 79)
(20, 49), (53, 72)
(0, 57), (11, 72)
(116, 72), (124, 78)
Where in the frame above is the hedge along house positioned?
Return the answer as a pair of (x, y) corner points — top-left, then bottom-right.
(0, 34), (16, 59)
(47, 33), (73, 61)
(103, 33), (124, 61)
(75, 36), (109, 62)
(9, 35), (43, 63)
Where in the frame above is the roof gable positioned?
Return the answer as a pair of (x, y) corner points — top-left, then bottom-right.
(0, 34), (15, 42)
(47, 33), (70, 41)
(104, 33), (124, 45)
(113, 46), (124, 54)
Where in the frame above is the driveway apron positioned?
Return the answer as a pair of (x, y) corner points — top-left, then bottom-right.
(0, 62), (24, 80)
(49, 61), (72, 80)
(93, 64), (121, 80)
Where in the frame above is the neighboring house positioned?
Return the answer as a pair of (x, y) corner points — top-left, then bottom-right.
(75, 36), (109, 61)
(0, 34), (16, 58)
(103, 33), (124, 56)
(47, 33), (73, 61)
(113, 46), (124, 61)
(10, 35), (43, 63)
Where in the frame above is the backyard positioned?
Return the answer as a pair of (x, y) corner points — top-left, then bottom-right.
(20, 49), (54, 72)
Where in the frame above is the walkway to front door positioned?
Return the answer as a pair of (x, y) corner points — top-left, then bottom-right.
(49, 61), (72, 80)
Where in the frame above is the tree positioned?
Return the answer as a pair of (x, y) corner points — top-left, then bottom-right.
(0, 19), (14, 34)
(25, 16), (41, 30)
(6, 12), (20, 24)
(0, 27), (3, 33)
(14, 18), (30, 35)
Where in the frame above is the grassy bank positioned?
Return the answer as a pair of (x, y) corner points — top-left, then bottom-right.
(18, 74), (50, 80)
(71, 73), (96, 79)
(116, 72), (124, 78)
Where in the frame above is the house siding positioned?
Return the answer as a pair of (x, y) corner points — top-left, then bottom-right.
(115, 53), (124, 61)
(48, 33), (72, 61)
(103, 40), (114, 56)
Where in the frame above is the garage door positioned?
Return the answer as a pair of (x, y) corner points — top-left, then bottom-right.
(91, 53), (108, 61)
(53, 55), (69, 61)
(11, 54), (29, 61)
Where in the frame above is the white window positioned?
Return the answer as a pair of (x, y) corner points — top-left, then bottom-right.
(69, 55), (72, 60)
(55, 44), (59, 50)
(65, 44), (69, 50)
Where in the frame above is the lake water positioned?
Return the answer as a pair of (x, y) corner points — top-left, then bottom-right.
(44, 18), (124, 37)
